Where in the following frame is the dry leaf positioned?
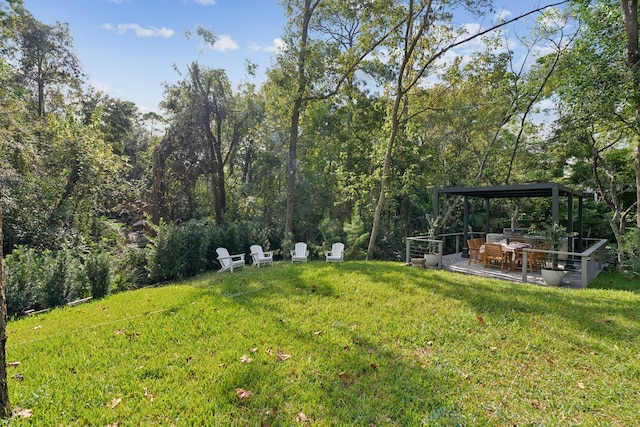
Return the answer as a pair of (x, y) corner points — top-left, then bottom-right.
(297, 412), (308, 422)
(369, 363), (378, 371)
(235, 388), (252, 399)
(461, 372), (471, 380)
(250, 347), (258, 353)
(577, 382), (585, 389)
(313, 331), (323, 336)
(477, 315), (485, 324)
(531, 400), (546, 411)
(241, 355), (253, 364)
(12, 373), (23, 381)
(107, 420), (121, 427)
(338, 371), (352, 382)
(32, 326), (41, 330)
(14, 407), (33, 418)
(108, 397), (122, 409)
(489, 346), (498, 352)
(144, 388), (156, 402)
(218, 363), (226, 368)
(277, 350), (291, 362)
(266, 349), (273, 356)
(115, 329), (125, 335)
(6, 361), (20, 368)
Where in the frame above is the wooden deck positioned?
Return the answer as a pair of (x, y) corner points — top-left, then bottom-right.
(429, 252), (586, 289)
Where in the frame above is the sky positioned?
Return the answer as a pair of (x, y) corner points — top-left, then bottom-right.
(21, 0), (559, 114)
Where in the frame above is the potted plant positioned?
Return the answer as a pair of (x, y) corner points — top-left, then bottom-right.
(534, 223), (576, 286)
(424, 215), (441, 267)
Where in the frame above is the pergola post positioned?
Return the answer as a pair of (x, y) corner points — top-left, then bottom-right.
(462, 196), (469, 257)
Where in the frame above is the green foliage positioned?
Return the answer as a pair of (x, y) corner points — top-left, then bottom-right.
(343, 207), (368, 260)
(41, 250), (72, 308)
(86, 251), (111, 299)
(148, 219), (237, 282)
(5, 246), (43, 317)
(112, 246), (151, 292)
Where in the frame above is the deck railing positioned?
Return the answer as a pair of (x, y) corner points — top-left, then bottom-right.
(520, 238), (608, 287)
(405, 236), (444, 269)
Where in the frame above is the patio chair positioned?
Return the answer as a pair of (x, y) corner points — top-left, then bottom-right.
(483, 243), (506, 272)
(324, 242), (344, 262)
(249, 244), (274, 268)
(216, 247), (245, 273)
(467, 238), (483, 265)
(526, 245), (547, 273)
(290, 242), (309, 263)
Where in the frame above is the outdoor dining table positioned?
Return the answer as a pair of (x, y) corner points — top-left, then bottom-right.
(479, 241), (532, 271)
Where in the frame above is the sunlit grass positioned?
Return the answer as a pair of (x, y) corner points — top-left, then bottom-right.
(6, 262), (640, 425)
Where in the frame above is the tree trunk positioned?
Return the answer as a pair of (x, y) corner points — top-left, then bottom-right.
(0, 189), (11, 417)
(284, 0), (316, 243)
(620, 0), (640, 254)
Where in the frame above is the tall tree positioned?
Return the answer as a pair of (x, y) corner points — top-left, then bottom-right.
(620, 0), (640, 253)
(16, 12), (83, 118)
(366, 0), (569, 259)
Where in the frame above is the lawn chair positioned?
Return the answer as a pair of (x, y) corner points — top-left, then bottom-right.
(216, 247), (245, 273)
(324, 242), (344, 262)
(483, 243), (506, 272)
(249, 244), (274, 268)
(290, 242), (309, 263)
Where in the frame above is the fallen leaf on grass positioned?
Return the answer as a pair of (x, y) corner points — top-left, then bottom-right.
(235, 388), (252, 399)
(250, 347), (258, 353)
(461, 372), (471, 380)
(115, 329), (125, 335)
(531, 400), (546, 411)
(241, 355), (253, 364)
(489, 346), (498, 352)
(266, 349), (273, 356)
(32, 326), (41, 330)
(107, 420), (121, 427)
(338, 371), (352, 383)
(108, 397), (122, 409)
(218, 363), (226, 368)
(277, 350), (291, 362)
(6, 361), (20, 368)
(13, 407), (32, 418)
(369, 363), (378, 371)
(297, 412), (307, 422)
(12, 373), (23, 381)
(577, 382), (585, 389)
(313, 331), (323, 336)
(477, 315), (485, 324)
(144, 388), (156, 402)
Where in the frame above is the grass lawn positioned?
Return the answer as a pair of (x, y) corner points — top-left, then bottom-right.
(5, 262), (640, 426)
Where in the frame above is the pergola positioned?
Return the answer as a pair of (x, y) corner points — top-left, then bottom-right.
(434, 182), (584, 256)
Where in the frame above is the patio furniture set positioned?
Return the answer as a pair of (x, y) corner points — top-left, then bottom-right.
(215, 242), (345, 273)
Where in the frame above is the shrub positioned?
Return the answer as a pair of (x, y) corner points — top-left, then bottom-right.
(5, 246), (43, 317)
(86, 251), (111, 299)
(41, 251), (71, 309)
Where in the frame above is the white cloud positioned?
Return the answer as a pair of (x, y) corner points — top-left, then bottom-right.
(194, 0), (216, 4)
(103, 23), (175, 38)
(211, 35), (239, 51)
(495, 8), (513, 23)
(249, 38), (286, 53)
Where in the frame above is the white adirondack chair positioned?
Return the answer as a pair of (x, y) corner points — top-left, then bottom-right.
(290, 242), (309, 263)
(249, 244), (274, 268)
(324, 242), (345, 262)
(216, 247), (245, 273)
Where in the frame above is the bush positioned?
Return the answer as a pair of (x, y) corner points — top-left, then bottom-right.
(86, 251), (111, 299)
(5, 246), (44, 317)
(112, 246), (151, 292)
(42, 251), (71, 309)
(148, 218), (238, 283)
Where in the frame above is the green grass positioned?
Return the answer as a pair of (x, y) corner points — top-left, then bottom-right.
(5, 262), (640, 426)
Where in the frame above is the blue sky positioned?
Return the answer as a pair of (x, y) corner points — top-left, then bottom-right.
(21, 0), (556, 114)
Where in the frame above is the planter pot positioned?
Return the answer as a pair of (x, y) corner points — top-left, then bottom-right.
(541, 268), (565, 286)
(424, 253), (439, 267)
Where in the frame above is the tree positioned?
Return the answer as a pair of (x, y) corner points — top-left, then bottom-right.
(16, 12), (83, 118)
(366, 0), (570, 259)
